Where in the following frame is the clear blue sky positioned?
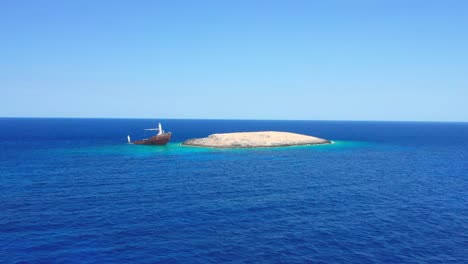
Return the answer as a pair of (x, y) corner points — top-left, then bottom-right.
(1, 0), (467, 121)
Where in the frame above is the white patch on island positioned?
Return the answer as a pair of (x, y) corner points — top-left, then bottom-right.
(182, 131), (331, 148)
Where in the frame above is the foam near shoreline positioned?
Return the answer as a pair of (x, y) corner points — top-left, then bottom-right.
(182, 131), (331, 148)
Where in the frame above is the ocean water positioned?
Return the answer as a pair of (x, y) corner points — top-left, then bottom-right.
(0, 118), (467, 263)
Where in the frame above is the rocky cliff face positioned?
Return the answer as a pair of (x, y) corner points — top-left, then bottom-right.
(182, 131), (331, 148)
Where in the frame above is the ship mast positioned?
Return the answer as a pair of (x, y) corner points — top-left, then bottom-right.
(158, 122), (163, 135)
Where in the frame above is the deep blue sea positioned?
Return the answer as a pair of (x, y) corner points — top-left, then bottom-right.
(1, 118), (467, 263)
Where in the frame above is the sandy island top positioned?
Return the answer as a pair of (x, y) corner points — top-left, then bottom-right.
(182, 131), (331, 148)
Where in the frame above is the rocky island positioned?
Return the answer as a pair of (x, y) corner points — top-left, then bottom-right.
(182, 131), (331, 148)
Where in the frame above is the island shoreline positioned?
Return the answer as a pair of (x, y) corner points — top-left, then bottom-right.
(182, 131), (332, 148)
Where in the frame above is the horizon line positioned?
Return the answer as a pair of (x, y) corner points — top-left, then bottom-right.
(0, 116), (467, 124)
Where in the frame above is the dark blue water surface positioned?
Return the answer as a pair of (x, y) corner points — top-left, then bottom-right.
(1, 118), (467, 263)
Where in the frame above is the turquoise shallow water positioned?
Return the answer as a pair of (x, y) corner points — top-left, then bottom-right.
(1, 119), (467, 263)
(53, 140), (366, 156)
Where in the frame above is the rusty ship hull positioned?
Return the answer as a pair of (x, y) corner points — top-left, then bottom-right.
(133, 132), (171, 145)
